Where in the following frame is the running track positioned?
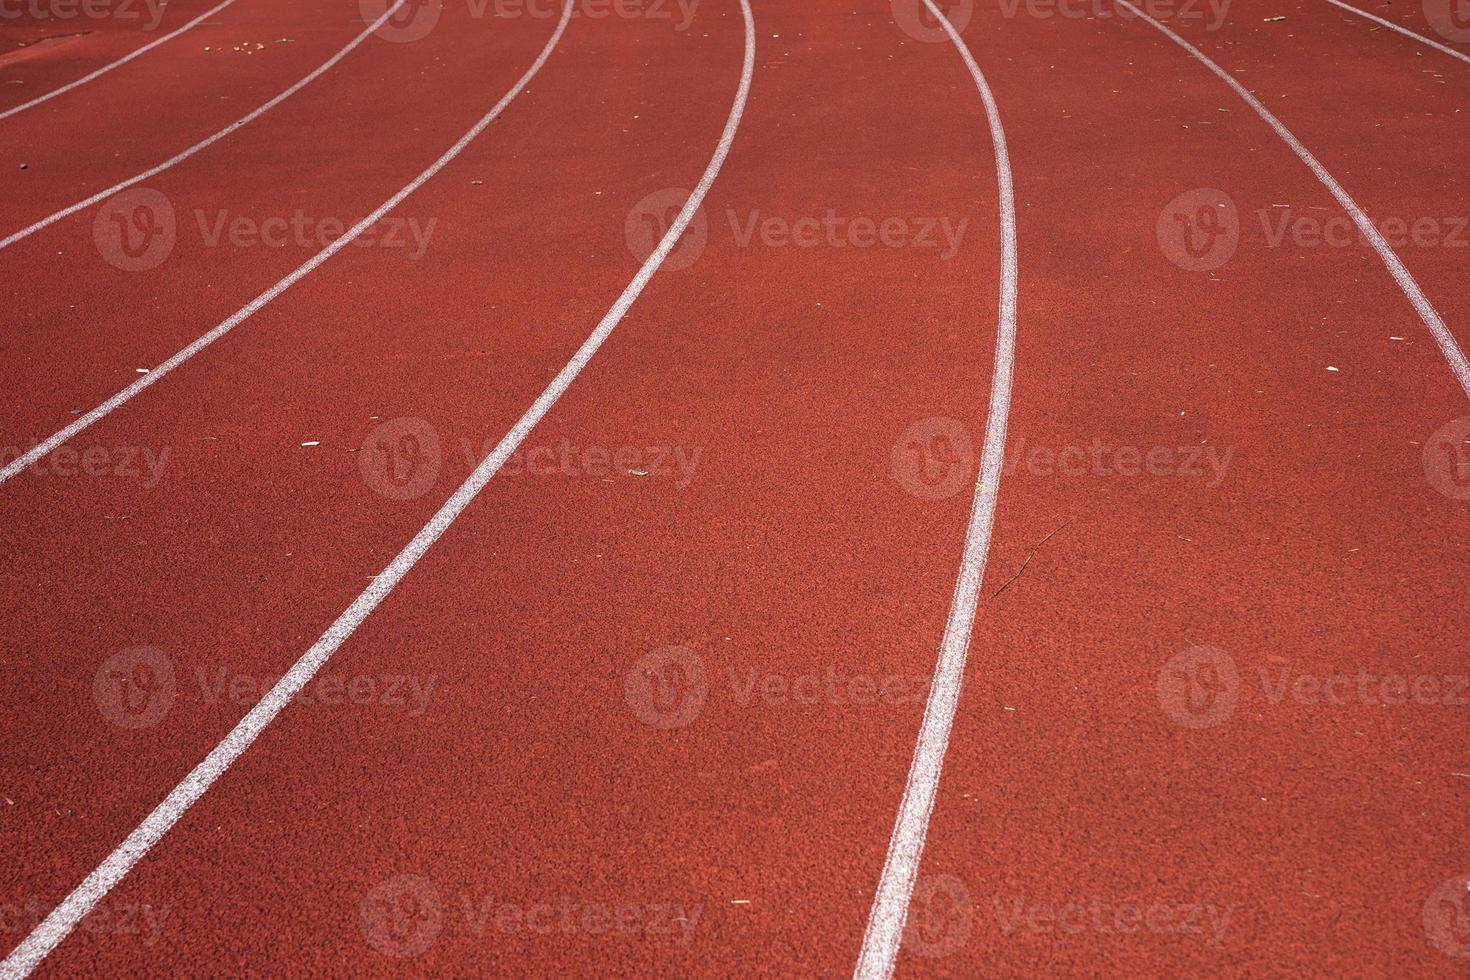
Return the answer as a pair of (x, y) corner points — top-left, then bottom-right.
(2, 0), (1469, 974)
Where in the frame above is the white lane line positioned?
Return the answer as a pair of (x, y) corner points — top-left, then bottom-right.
(853, 1), (1018, 977)
(0, 5), (532, 490)
(1116, 0), (1470, 399)
(0, 0), (754, 973)
(1323, 0), (1470, 66)
(0, 0), (407, 252)
(0, 0), (240, 123)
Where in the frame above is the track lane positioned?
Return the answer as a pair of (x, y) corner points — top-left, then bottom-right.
(0, 0), (238, 121)
(0, 2), (553, 467)
(889, 0), (1470, 973)
(3, 0), (1019, 973)
(0, 0), (409, 252)
(1324, 0), (1470, 65)
(2, 0), (381, 232)
(0, 3), (744, 973)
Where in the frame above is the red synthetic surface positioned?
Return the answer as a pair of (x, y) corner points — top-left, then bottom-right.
(2, 0), (1469, 975)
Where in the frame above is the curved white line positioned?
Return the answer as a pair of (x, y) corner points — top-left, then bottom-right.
(0, 0), (755, 973)
(0, 0), (408, 252)
(1117, 0), (1470, 398)
(853, 1), (1018, 976)
(0, 0), (240, 123)
(0, 2), (539, 489)
(1323, 0), (1470, 66)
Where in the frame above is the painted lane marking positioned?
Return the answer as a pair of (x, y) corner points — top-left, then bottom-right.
(0, 0), (241, 123)
(1, 0), (408, 252)
(853, 0), (1019, 975)
(0, 0), (754, 974)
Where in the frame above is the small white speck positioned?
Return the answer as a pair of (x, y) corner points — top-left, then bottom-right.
(135, 368), (149, 374)
(1326, 366), (1339, 372)
(301, 441), (320, 447)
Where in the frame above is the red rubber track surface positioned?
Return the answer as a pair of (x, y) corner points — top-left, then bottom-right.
(1, 0), (1468, 974)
